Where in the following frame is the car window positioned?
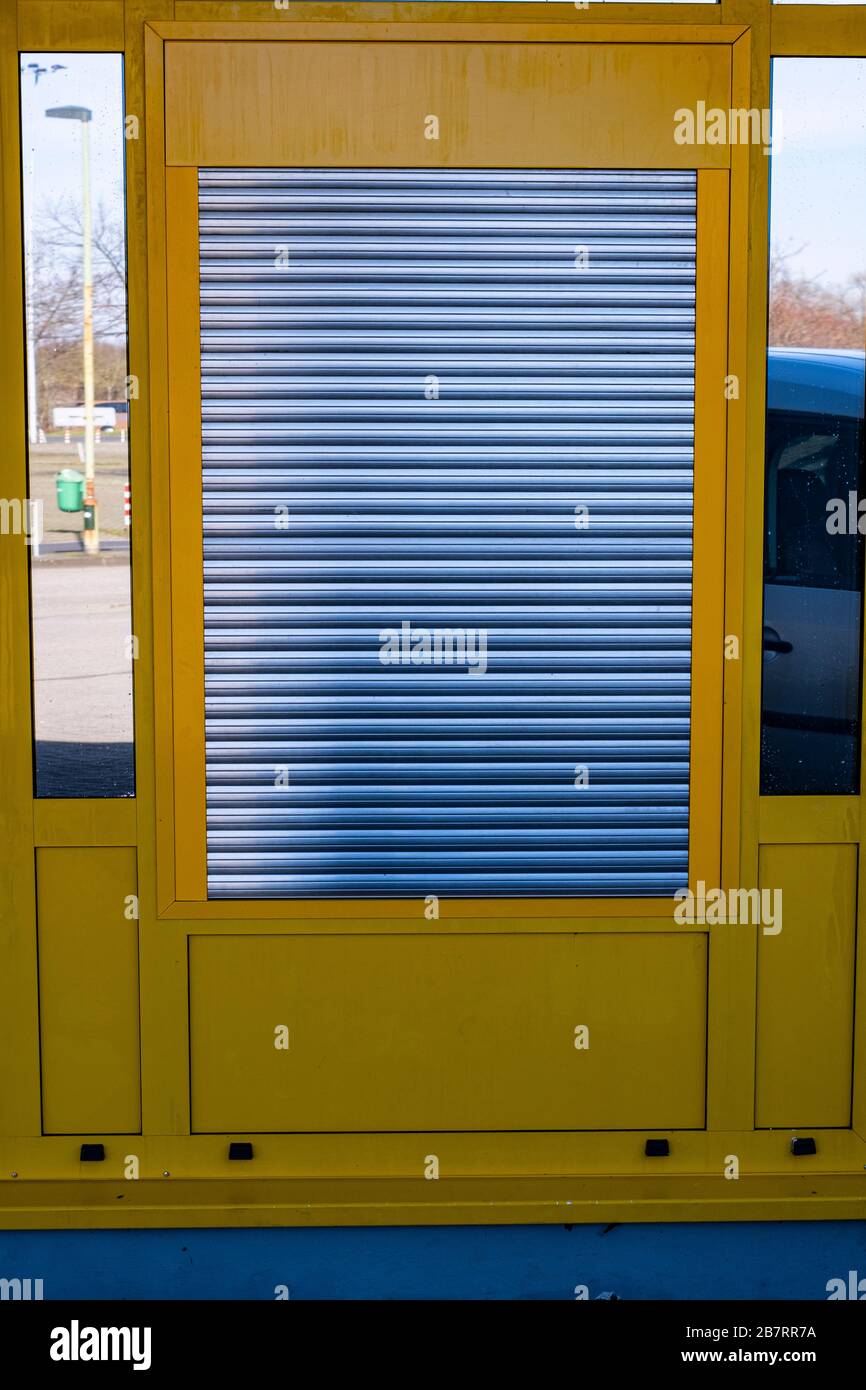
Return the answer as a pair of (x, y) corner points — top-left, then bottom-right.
(761, 406), (864, 795)
(764, 413), (862, 591)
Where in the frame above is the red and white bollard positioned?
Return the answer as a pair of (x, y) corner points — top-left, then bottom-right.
(123, 480), (131, 529)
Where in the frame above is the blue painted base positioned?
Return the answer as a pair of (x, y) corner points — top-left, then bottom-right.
(1, 1222), (866, 1300)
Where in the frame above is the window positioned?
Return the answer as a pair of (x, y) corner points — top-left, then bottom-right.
(760, 60), (866, 796)
(20, 53), (134, 797)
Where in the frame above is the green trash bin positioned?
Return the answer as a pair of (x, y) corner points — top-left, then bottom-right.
(55, 468), (85, 513)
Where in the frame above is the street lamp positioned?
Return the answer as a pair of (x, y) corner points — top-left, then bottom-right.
(46, 104), (99, 555)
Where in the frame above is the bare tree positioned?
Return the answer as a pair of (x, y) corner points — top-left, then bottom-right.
(769, 248), (866, 349)
(35, 195), (127, 338)
(28, 196), (128, 427)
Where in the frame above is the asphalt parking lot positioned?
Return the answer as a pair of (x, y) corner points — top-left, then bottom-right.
(28, 441), (135, 795)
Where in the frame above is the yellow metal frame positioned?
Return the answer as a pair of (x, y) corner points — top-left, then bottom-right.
(1, 0), (865, 1228)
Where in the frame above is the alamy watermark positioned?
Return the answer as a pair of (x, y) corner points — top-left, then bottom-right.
(827, 1270), (866, 1299)
(0, 496), (43, 546)
(826, 493), (866, 535)
(379, 620), (488, 676)
(0, 1276), (43, 1300)
(50, 1321), (151, 1371)
(674, 881), (782, 935)
(674, 102), (776, 155)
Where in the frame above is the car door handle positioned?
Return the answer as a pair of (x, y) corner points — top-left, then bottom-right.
(763, 626), (793, 655)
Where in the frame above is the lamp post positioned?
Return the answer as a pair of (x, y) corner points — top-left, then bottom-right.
(46, 104), (98, 555)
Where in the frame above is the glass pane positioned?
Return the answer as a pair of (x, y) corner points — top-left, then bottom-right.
(20, 53), (134, 797)
(761, 59), (866, 795)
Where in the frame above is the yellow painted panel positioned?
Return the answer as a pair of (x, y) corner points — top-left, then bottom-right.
(758, 796), (860, 846)
(771, 8), (866, 58)
(166, 167), (207, 902)
(17, 1), (125, 52)
(38, 848), (141, 1134)
(169, 7), (734, 28)
(0, 0), (40, 1137)
(164, 40), (733, 168)
(756, 844), (857, 1130)
(190, 933), (706, 1132)
(706, 24), (763, 1134)
(33, 798), (136, 848)
(689, 169), (729, 896)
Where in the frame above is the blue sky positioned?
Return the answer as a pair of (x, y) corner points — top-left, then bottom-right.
(771, 58), (866, 290)
(20, 52), (125, 239)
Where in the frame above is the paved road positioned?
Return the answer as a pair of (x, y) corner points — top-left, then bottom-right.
(32, 555), (135, 796)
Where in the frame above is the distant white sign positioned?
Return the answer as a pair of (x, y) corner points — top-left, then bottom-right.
(52, 406), (117, 428)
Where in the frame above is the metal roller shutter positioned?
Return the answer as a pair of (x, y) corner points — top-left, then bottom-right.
(199, 168), (696, 899)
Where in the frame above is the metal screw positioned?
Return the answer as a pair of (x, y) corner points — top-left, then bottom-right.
(163, 1170), (170, 1177)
